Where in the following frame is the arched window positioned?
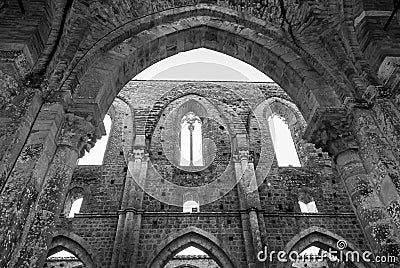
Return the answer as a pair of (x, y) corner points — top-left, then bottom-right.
(183, 200), (200, 213)
(78, 114), (112, 165)
(64, 188), (84, 218)
(268, 115), (301, 167)
(298, 200), (318, 213)
(180, 112), (203, 166)
(68, 198), (83, 218)
(183, 192), (200, 213)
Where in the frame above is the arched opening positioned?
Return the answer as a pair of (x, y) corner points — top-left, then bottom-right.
(78, 114), (112, 165)
(68, 198), (83, 218)
(68, 10), (343, 128)
(44, 248), (84, 268)
(298, 200), (318, 213)
(164, 245), (219, 268)
(268, 115), (301, 167)
(291, 245), (339, 268)
(63, 188), (84, 218)
(282, 227), (369, 268)
(183, 201), (200, 213)
(46, 235), (96, 268)
(183, 192), (200, 213)
(134, 48), (271, 82)
(146, 227), (236, 268)
(180, 112), (203, 167)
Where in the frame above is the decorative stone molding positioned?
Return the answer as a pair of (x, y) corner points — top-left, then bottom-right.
(128, 148), (148, 162)
(57, 114), (97, 158)
(238, 150), (250, 162)
(303, 107), (358, 158)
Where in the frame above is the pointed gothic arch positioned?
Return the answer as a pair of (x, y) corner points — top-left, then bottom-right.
(146, 227), (238, 268)
(150, 93), (231, 172)
(62, 5), (345, 130)
(280, 226), (371, 268)
(46, 232), (98, 268)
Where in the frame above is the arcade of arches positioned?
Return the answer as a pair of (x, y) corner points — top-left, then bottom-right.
(1, 0), (400, 267)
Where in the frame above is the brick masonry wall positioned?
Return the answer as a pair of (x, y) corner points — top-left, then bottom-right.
(52, 81), (369, 268)
(264, 215), (368, 267)
(137, 214), (247, 267)
(258, 167), (353, 214)
(56, 216), (118, 267)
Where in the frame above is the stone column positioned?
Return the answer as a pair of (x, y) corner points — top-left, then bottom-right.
(0, 102), (65, 267)
(111, 141), (148, 268)
(363, 85), (400, 164)
(13, 113), (97, 267)
(0, 51), (40, 189)
(234, 149), (264, 268)
(304, 104), (400, 258)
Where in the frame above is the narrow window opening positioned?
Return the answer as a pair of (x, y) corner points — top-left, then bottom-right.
(268, 115), (301, 167)
(180, 112), (203, 166)
(68, 198), (83, 218)
(64, 188), (84, 218)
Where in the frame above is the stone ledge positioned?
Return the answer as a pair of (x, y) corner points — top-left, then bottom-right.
(62, 211), (357, 218)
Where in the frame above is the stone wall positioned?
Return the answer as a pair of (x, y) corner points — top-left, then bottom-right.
(49, 81), (368, 267)
(1, 1), (400, 267)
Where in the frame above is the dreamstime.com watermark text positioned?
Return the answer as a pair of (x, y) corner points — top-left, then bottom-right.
(257, 240), (398, 264)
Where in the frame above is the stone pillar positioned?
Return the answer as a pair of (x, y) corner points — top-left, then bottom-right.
(304, 104), (400, 258)
(111, 140), (148, 268)
(234, 148), (264, 268)
(363, 85), (400, 163)
(0, 102), (65, 267)
(13, 113), (97, 267)
(0, 51), (40, 189)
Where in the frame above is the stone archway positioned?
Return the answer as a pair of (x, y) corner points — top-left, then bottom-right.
(145, 227), (237, 268)
(46, 232), (98, 268)
(280, 226), (372, 268)
(63, 5), (344, 126)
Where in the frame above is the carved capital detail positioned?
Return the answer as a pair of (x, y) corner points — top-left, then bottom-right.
(238, 150), (249, 161)
(362, 85), (392, 104)
(303, 107), (358, 158)
(127, 148), (148, 162)
(58, 114), (97, 157)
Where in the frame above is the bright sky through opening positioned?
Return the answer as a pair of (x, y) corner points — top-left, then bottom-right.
(80, 48), (300, 167)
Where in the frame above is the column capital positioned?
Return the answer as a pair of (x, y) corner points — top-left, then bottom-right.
(303, 107), (358, 158)
(128, 148), (148, 162)
(236, 150), (249, 161)
(57, 113), (99, 157)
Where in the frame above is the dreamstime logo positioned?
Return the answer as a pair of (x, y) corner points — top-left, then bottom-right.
(123, 84), (275, 207)
(257, 240), (398, 264)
